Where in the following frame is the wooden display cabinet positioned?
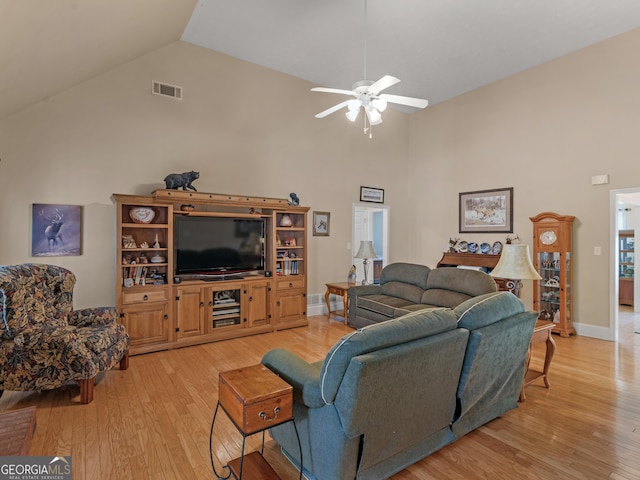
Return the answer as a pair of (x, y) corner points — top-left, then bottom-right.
(274, 210), (308, 328)
(113, 191), (308, 355)
(531, 212), (576, 337)
(113, 194), (173, 353)
(618, 229), (634, 306)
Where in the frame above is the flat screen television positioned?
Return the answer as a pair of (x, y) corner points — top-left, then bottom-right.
(174, 216), (265, 277)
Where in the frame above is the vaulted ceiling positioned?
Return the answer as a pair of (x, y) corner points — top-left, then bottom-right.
(2, 0), (639, 120)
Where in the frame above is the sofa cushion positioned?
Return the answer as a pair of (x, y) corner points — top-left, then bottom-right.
(454, 291), (525, 329)
(357, 294), (415, 318)
(421, 267), (497, 308)
(380, 262), (430, 290)
(381, 281), (425, 304)
(319, 307), (457, 404)
(394, 303), (438, 316)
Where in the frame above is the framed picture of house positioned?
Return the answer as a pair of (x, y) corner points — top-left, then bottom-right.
(360, 186), (384, 203)
(32, 204), (82, 256)
(459, 187), (513, 233)
(313, 211), (330, 236)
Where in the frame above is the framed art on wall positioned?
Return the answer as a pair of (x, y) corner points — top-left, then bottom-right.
(360, 186), (384, 203)
(459, 187), (513, 233)
(313, 211), (330, 236)
(32, 204), (82, 256)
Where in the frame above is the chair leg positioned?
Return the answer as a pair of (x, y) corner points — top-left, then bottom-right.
(120, 350), (130, 370)
(78, 377), (95, 404)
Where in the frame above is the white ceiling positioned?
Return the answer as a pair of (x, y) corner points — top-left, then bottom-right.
(2, 0), (640, 120)
(182, 0), (640, 111)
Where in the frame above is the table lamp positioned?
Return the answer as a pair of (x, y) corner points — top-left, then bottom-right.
(354, 240), (377, 285)
(490, 244), (541, 297)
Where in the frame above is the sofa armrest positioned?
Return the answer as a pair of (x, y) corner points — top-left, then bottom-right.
(348, 285), (381, 299)
(68, 307), (118, 328)
(262, 348), (324, 408)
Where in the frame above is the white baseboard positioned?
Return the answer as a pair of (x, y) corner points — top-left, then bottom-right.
(574, 322), (614, 341)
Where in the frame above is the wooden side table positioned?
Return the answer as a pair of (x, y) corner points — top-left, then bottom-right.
(520, 320), (556, 401)
(212, 364), (301, 479)
(0, 406), (37, 456)
(324, 282), (353, 324)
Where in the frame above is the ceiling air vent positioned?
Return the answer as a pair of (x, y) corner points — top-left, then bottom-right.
(152, 81), (182, 100)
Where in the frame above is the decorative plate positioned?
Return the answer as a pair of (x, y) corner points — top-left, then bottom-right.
(457, 241), (468, 253)
(491, 241), (503, 255)
(129, 207), (155, 224)
(480, 242), (491, 254)
(468, 242), (479, 254)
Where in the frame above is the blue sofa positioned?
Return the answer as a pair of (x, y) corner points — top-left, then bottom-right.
(348, 262), (498, 329)
(262, 291), (536, 480)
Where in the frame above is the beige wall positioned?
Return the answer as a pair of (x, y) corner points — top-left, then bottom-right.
(0, 41), (410, 308)
(2, 29), (639, 338)
(408, 28), (640, 338)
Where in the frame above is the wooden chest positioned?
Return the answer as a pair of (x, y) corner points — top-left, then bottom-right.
(219, 364), (293, 435)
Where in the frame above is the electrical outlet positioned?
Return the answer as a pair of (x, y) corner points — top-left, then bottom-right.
(594, 246), (602, 255)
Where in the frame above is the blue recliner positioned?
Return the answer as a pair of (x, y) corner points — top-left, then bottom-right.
(262, 292), (536, 480)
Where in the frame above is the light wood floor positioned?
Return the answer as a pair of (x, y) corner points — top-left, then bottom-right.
(1, 310), (639, 480)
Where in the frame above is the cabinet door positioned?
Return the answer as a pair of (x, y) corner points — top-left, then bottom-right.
(175, 286), (205, 339)
(244, 280), (271, 328)
(121, 303), (169, 347)
(275, 289), (306, 326)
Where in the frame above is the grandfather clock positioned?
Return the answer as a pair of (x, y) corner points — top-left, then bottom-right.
(531, 212), (576, 337)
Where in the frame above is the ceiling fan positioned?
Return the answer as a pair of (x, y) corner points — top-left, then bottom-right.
(311, 0), (429, 135)
(312, 76), (429, 124)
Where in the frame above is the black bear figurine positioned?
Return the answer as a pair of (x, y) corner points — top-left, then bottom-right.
(288, 192), (300, 206)
(164, 171), (199, 191)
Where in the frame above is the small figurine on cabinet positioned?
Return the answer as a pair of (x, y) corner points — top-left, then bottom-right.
(448, 238), (459, 253)
(163, 171), (199, 191)
(506, 234), (520, 244)
(348, 265), (357, 284)
(288, 192), (300, 206)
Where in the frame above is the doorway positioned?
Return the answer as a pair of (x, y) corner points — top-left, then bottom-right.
(352, 204), (389, 284)
(611, 188), (640, 341)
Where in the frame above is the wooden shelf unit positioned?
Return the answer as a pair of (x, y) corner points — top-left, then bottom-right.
(112, 191), (309, 355)
(618, 229), (634, 306)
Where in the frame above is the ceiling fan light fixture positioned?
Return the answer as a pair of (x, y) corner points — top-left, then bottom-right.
(371, 98), (387, 112)
(365, 106), (382, 125)
(346, 108), (360, 122)
(347, 99), (361, 112)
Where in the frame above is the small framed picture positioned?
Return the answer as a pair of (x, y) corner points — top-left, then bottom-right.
(313, 211), (330, 236)
(360, 186), (384, 203)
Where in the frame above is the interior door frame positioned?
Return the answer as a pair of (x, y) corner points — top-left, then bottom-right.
(352, 203), (389, 283)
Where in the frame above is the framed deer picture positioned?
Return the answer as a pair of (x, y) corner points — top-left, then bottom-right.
(32, 204), (82, 256)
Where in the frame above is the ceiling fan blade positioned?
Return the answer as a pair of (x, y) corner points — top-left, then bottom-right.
(369, 75), (401, 95)
(379, 93), (429, 109)
(311, 87), (355, 96)
(315, 100), (352, 118)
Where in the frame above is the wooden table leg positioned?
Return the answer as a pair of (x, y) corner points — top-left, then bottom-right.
(324, 288), (332, 318)
(542, 333), (556, 388)
(342, 292), (348, 325)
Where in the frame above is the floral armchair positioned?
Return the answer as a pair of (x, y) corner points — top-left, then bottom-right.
(0, 263), (130, 404)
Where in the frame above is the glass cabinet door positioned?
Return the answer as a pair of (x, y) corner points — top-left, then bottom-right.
(537, 252), (561, 322)
(537, 251), (571, 327)
(619, 233), (634, 279)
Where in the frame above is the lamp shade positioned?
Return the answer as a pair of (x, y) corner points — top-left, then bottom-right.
(490, 244), (541, 280)
(354, 240), (377, 259)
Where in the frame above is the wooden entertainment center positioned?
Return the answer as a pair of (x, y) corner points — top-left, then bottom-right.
(112, 190), (309, 355)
